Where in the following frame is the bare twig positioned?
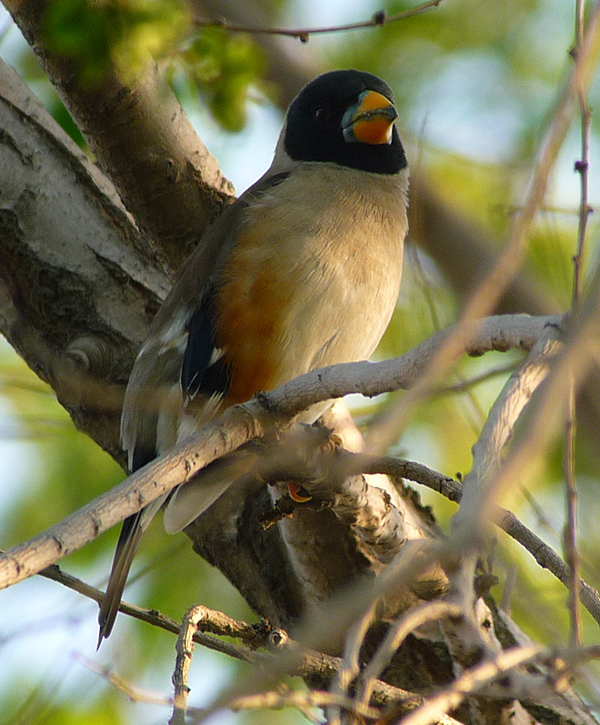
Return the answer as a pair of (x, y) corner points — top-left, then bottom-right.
(572, 0), (594, 306)
(35, 560), (259, 660)
(564, 380), (581, 646)
(455, 278), (600, 548)
(456, 330), (561, 531)
(327, 601), (378, 725)
(192, 1), (444, 42)
(227, 689), (379, 721)
(438, 362), (519, 395)
(341, 457), (600, 627)
(398, 645), (545, 725)
(170, 606), (206, 724)
(493, 510), (600, 628)
(76, 653), (173, 707)
(355, 601), (462, 710)
(561, 0), (593, 650)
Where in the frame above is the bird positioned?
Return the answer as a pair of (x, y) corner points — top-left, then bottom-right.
(97, 69), (409, 644)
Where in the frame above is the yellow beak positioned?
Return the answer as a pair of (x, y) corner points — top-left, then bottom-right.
(342, 90), (398, 145)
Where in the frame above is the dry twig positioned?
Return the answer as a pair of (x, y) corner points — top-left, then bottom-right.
(355, 601), (462, 710)
(561, 0), (594, 649)
(192, 1), (444, 42)
(170, 606), (207, 724)
(327, 601), (378, 725)
(399, 645), (544, 725)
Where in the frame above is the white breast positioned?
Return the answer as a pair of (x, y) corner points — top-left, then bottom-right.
(245, 162), (409, 387)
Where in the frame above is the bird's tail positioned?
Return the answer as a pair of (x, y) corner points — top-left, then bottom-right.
(97, 495), (166, 646)
(163, 451), (256, 534)
(97, 450), (257, 644)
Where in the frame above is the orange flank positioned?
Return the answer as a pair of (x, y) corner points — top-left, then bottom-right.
(216, 216), (291, 405)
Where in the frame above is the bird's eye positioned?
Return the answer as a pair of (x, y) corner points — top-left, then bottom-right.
(313, 106), (330, 122)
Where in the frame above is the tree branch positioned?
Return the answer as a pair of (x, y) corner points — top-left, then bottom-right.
(456, 332), (561, 528)
(4, 0), (235, 276)
(0, 313), (561, 589)
(0, 58), (169, 461)
(356, 456), (600, 627)
(37, 557), (427, 716)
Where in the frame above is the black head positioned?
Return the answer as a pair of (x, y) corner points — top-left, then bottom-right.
(284, 70), (407, 175)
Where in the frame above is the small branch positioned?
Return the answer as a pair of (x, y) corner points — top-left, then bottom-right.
(355, 601), (462, 710)
(438, 362), (518, 395)
(193, 2), (444, 43)
(327, 601), (377, 725)
(343, 456), (600, 628)
(227, 689), (379, 721)
(561, 0), (592, 650)
(497, 507), (600, 628)
(398, 645), (545, 725)
(455, 269), (600, 552)
(76, 653), (173, 707)
(456, 330), (561, 532)
(36, 560), (259, 660)
(571, 0), (594, 306)
(170, 606), (206, 724)
(564, 381), (581, 646)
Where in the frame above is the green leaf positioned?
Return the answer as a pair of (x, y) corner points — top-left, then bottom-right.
(183, 29), (265, 131)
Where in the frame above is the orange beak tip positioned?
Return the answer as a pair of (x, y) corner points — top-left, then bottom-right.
(342, 90), (398, 146)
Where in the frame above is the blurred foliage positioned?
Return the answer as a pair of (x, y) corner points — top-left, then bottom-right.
(420, 151), (516, 234)
(2, 0), (600, 722)
(44, 0), (190, 84)
(528, 219), (577, 309)
(42, 0), (266, 132)
(175, 29), (266, 132)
